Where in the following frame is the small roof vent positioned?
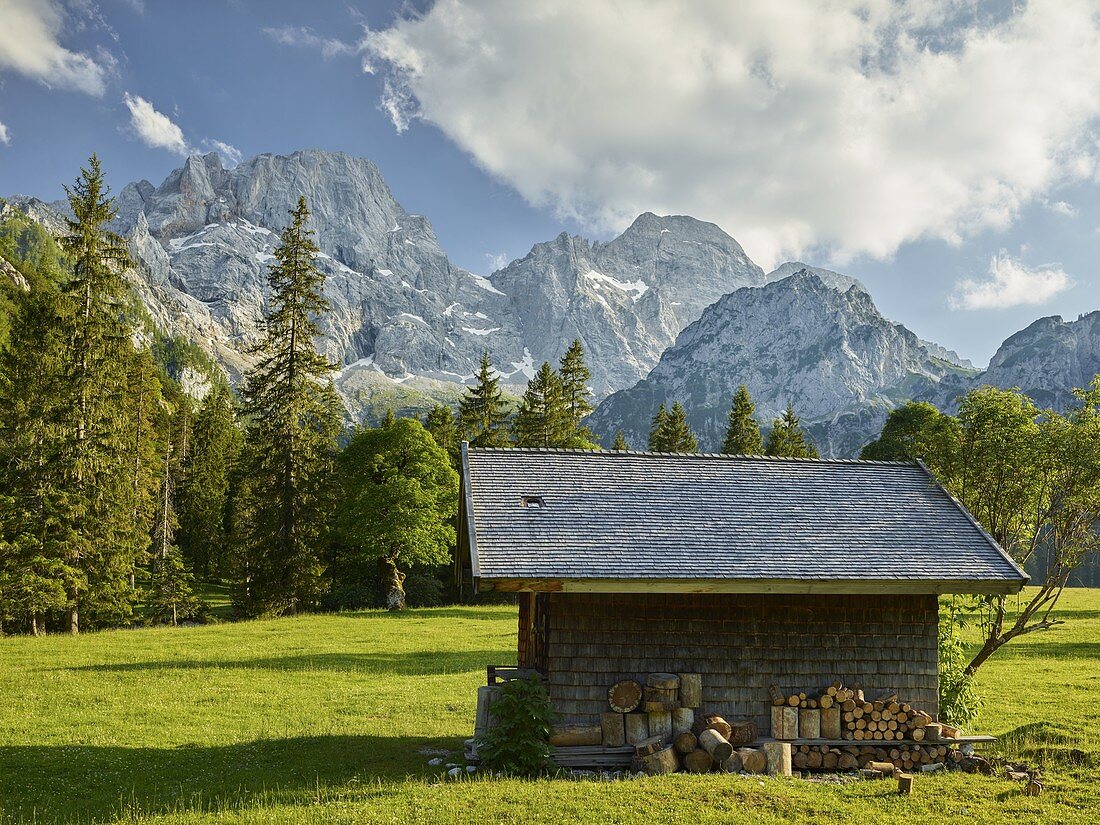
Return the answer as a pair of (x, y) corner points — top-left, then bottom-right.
(521, 495), (545, 509)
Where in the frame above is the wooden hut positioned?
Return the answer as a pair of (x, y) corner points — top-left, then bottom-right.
(457, 445), (1026, 731)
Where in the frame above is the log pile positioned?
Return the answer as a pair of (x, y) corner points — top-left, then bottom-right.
(770, 679), (960, 744)
(791, 742), (956, 774)
(553, 671), (779, 775)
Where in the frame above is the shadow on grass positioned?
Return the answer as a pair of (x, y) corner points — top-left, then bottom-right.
(974, 639), (1100, 660)
(336, 607), (517, 621)
(0, 734), (453, 824)
(997, 721), (1096, 769)
(57, 650), (505, 677)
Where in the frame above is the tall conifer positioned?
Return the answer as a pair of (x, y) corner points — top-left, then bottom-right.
(236, 196), (343, 616)
(722, 385), (763, 455)
(764, 403), (819, 458)
(148, 432), (200, 625)
(658, 401), (699, 452)
(178, 383), (242, 578)
(514, 362), (573, 447)
(58, 155), (147, 632)
(458, 350), (510, 447)
(0, 287), (80, 634)
(423, 404), (460, 468)
(612, 431), (630, 451)
(648, 404), (669, 451)
(559, 340), (594, 426)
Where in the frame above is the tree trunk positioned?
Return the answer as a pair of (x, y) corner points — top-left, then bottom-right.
(32, 614), (43, 637)
(67, 606), (79, 635)
(385, 556), (406, 611)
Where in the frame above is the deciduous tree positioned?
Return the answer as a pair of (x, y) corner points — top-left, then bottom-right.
(334, 418), (458, 610)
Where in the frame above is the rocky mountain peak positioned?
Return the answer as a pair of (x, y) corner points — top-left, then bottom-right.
(588, 270), (950, 455)
(979, 311), (1100, 409)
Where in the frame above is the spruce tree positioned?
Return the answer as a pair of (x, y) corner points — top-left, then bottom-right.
(612, 431), (630, 451)
(653, 401), (699, 452)
(122, 349), (166, 591)
(148, 545), (200, 626)
(423, 404), (459, 467)
(458, 350), (510, 447)
(514, 362), (574, 448)
(381, 408), (397, 429)
(236, 196), (343, 617)
(648, 404), (670, 451)
(148, 436), (200, 625)
(0, 287), (81, 634)
(764, 403), (820, 458)
(178, 383), (241, 579)
(559, 339), (594, 428)
(57, 155), (149, 632)
(722, 385), (763, 455)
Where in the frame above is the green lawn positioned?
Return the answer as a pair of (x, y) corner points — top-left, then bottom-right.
(0, 590), (1097, 824)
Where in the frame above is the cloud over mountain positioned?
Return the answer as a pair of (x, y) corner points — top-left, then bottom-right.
(124, 93), (188, 155)
(952, 253), (1073, 310)
(362, 0), (1100, 267)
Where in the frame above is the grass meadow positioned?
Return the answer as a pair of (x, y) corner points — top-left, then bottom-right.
(0, 588), (1097, 823)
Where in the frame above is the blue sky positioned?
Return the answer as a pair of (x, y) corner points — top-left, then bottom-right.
(1, 0), (1099, 367)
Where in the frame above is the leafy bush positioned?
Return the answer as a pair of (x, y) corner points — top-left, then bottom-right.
(477, 676), (554, 776)
(939, 597), (982, 727)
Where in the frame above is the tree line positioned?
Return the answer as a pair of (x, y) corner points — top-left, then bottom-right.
(645, 389), (819, 457)
(0, 158), (462, 632)
(2, 156), (1096, 659)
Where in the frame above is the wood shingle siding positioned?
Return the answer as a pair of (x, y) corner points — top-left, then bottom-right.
(546, 592), (939, 729)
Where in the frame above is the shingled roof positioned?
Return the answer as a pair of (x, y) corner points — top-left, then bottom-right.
(458, 444), (1027, 595)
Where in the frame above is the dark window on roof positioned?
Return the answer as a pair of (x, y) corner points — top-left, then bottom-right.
(521, 495), (545, 509)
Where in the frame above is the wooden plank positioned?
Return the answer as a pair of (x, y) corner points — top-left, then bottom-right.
(551, 745), (634, 769)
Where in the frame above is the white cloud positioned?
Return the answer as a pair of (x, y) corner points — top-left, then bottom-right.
(0, 121), (9, 146)
(1043, 199), (1077, 217)
(0, 0), (109, 95)
(952, 253), (1072, 310)
(203, 139), (242, 166)
(485, 251), (509, 272)
(263, 25), (355, 59)
(123, 92), (188, 155)
(122, 92), (242, 166)
(362, 0), (1100, 267)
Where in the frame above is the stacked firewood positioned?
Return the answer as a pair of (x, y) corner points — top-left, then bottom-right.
(792, 742), (956, 773)
(551, 672), (785, 775)
(770, 680), (957, 743)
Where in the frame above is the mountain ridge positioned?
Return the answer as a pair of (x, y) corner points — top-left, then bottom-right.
(4, 148), (1094, 454)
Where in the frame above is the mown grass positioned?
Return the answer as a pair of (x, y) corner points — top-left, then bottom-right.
(0, 590), (1097, 824)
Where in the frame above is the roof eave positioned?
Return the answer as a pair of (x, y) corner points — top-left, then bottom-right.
(914, 458), (1030, 584)
(475, 576), (1027, 596)
(459, 440), (482, 592)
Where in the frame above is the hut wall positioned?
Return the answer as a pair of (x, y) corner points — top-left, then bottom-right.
(546, 592), (939, 729)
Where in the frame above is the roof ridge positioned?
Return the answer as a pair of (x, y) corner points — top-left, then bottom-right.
(463, 443), (916, 467)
